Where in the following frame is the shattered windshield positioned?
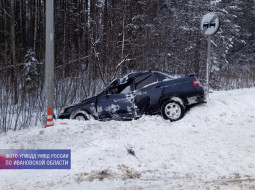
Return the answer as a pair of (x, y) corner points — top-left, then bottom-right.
(102, 77), (130, 95)
(107, 79), (120, 89)
(106, 77), (128, 89)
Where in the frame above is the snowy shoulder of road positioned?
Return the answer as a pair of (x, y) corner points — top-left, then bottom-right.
(1, 88), (255, 190)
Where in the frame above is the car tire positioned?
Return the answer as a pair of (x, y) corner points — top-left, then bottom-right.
(74, 113), (88, 121)
(161, 100), (185, 121)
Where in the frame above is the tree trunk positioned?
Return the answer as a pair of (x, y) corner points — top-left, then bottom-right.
(10, 0), (18, 105)
(63, 0), (69, 77)
(34, 0), (38, 52)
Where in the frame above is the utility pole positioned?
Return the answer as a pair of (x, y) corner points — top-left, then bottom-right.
(45, 0), (54, 115)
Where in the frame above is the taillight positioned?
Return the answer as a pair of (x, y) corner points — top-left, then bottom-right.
(192, 80), (200, 87)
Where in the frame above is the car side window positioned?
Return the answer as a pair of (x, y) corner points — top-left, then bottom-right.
(135, 74), (158, 90)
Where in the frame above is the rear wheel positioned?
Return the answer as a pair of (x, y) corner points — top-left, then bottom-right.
(161, 100), (185, 121)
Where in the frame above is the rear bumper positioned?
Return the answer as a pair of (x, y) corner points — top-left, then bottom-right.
(196, 95), (206, 103)
(188, 86), (205, 105)
(187, 95), (204, 105)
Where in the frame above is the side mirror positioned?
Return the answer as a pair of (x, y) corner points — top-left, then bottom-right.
(103, 89), (110, 97)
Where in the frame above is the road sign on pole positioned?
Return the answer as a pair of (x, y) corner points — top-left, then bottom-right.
(201, 12), (220, 36)
(45, 0), (55, 117)
(201, 12), (219, 99)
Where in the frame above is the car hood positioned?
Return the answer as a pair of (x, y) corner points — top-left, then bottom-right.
(63, 96), (97, 111)
(79, 96), (97, 105)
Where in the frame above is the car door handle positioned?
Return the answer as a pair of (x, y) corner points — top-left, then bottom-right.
(155, 85), (162, 88)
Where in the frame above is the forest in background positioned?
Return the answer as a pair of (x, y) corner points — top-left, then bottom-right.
(0, 0), (255, 132)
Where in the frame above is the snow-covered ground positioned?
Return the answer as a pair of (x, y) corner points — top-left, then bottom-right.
(1, 88), (255, 190)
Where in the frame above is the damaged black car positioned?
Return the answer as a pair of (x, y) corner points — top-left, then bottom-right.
(58, 71), (204, 121)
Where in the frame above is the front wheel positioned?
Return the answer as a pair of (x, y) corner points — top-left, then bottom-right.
(161, 100), (185, 121)
(74, 113), (88, 121)
(71, 110), (93, 121)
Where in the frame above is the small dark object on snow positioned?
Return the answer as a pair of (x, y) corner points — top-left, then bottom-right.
(127, 148), (136, 157)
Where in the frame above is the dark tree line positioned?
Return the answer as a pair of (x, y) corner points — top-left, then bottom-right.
(0, 0), (255, 132)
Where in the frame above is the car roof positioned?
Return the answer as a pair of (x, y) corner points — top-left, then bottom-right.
(126, 71), (175, 79)
(126, 71), (151, 79)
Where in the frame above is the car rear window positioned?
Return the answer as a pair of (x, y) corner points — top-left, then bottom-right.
(135, 74), (158, 90)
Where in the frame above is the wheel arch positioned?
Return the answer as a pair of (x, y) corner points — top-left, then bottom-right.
(70, 108), (94, 120)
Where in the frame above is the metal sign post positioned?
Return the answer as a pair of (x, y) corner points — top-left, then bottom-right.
(206, 35), (212, 99)
(45, 0), (55, 116)
(200, 12), (219, 99)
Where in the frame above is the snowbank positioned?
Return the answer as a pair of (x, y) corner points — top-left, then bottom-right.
(0, 88), (255, 190)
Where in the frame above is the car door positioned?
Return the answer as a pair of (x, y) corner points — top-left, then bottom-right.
(134, 73), (164, 114)
(97, 82), (136, 120)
